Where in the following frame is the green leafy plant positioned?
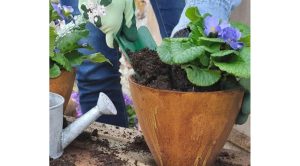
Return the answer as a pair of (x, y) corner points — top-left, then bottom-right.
(50, 1), (110, 78)
(157, 7), (250, 89)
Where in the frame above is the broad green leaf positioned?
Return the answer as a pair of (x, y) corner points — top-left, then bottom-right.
(83, 53), (112, 65)
(189, 23), (205, 44)
(50, 64), (61, 78)
(199, 37), (225, 43)
(200, 45), (220, 53)
(231, 22), (250, 37)
(199, 54), (210, 67)
(51, 53), (72, 71)
(240, 34), (250, 47)
(185, 7), (202, 22)
(211, 50), (239, 57)
(213, 47), (250, 78)
(56, 29), (89, 53)
(49, 27), (57, 57)
(173, 46), (205, 64)
(183, 65), (221, 86)
(164, 38), (189, 42)
(157, 38), (192, 65)
(65, 51), (84, 66)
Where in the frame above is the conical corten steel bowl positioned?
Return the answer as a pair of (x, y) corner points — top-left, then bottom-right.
(129, 77), (244, 166)
(50, 69), (76, 111)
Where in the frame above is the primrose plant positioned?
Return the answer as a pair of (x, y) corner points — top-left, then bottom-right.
(49, 0), (110, 78)
(157, 7), (250, 89)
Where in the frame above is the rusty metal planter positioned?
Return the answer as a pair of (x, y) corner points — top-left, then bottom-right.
(129, 77), (244, 166)
(50, 69), (76, 111)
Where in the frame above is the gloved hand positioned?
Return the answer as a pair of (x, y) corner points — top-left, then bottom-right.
(236, 78), (250, 124)
(78, 0), (137, 48)
(171, 0), (242, 37)
(236, 92), (250, 124)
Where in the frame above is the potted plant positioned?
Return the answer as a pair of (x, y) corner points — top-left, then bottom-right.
(128, 7), (250, 166)
(49, 1), (110, 110)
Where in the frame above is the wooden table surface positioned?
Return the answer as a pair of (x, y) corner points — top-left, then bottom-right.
(50, 116), (250, 166)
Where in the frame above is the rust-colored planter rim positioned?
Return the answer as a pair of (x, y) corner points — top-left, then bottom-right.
(129, 76), (243, 94)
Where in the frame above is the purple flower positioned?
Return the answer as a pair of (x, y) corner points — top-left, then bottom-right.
(51, 3), (74, 20)
(216, 20), (230, 35)
(51, 3), (65, 20)
(123, 94), (133, 106)
(71, 91), (82, 117)
(204, 16), (219, 36)
(62, 5), (74, 16)
(54, 48), (60, 53)
(219, 27), (244, 50)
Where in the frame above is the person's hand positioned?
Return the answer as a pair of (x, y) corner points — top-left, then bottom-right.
(171, 0), (242, 37)
(236, 92), (250, 124)
(236, 78), (250, 124)
(78, 0), (137, 48)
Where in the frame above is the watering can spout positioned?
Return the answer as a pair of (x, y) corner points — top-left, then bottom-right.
(61, 92), (117, 149)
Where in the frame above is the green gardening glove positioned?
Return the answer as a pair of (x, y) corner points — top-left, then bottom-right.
(78, 0), (136, 48)
(236, 78), (250, 125)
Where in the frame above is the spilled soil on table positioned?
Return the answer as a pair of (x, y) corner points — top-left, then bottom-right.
(128, 48), (224, 92)
(123, 135), (150, 153)
(50, 130), (127, 166)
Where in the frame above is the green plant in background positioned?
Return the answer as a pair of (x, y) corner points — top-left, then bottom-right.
(126, 105), (136, 128)
(50, 0), (110, 78)
(157, 7), (250, 90)
(123, 93), (136, 128)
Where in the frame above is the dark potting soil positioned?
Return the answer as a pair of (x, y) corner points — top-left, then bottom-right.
(128, 48), (223, 92)
(215, 151), (241, 166)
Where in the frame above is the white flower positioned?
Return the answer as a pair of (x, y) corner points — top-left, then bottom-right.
(55, 15), (86, 37)
(84, 0), (106, 25)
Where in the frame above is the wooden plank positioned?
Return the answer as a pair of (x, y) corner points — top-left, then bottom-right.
(228, 128), (251, 153)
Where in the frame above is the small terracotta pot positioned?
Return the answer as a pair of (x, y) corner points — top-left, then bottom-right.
(50, 69), (76, 111)
(129, 77), (244, 166)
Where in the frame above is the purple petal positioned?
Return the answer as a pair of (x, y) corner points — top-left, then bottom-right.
(51, 3), (65, 20)
(204, 16), (219, 36)
(123, 94), (133, 106)
(219, 20), (230, 29)
(62, 5), (74, 14)
(216, 20), (230, 35)
(235, 28), (242, 40)
(63, 5), (74, 16)
(229, 41), (244, 50)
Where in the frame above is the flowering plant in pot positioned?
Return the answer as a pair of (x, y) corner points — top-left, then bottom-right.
(49, 0), (110, 110)
(128, 7), (250, 166)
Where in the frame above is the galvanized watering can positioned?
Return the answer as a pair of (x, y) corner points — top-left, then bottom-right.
(49, 92), (117, 159)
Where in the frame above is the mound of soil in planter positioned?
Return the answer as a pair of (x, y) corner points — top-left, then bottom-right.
(128, 48), (222, 92)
